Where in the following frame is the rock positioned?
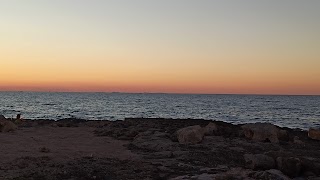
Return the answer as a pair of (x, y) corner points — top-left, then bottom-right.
(172, 150), (188, 158)
(39, 147), (51, 153)
(241, 123), (288, 143)
(244, 154), (275, 170)
(276, 157), (301, 178)
(200, 165), (229, 174)
(125, 129), (139, 138)
(170, 173), (215, 180)
(253, 169), (290, 180)
(131, 131), (178, 152)
(301, 157), (320, 176)
(303, 171), (316, 177)
(265, 151), (295, 160)
(0, 115), (6, 120)
(152, 151), (173, 158)
(196, 173), (216, 180)
(14, 119), (24, 125)
(293, 136), (304, 144)
(0, 120), (18, 132)
(210, 168), (255, 180)
(308, 177), (320, 180)
(230, 147), (245, 152)
(176, 125), (204, 144)
(157, 166), (174, 173)
(308, 128), (320, 140)
(203, 122), (218, 135)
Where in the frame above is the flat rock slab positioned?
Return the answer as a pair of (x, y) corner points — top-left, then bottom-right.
(0, 126), (138, 164)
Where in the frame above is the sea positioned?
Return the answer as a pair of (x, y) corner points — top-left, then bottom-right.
(0, 92), (319, 130)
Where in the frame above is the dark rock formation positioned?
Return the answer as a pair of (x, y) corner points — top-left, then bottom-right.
(176, 125), (204, 144)
(244, 154), (275, 170)
(204, 122), (218, 136)
(276, 157), (302, 178)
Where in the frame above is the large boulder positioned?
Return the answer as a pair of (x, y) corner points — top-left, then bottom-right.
(0, 120), (18, 132)
(203, 122), (218, 135)
(308, 128), (320, 140)
(176, 125), (204, 144)
(276, 157), (301, 178)
(241, 123), (288, 143)
(244, 154), (275, 170)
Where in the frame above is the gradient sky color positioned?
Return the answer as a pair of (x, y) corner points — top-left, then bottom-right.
(1, 0), (320, 95)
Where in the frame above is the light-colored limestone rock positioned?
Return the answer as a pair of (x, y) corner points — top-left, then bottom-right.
(242, 123), (288, 143)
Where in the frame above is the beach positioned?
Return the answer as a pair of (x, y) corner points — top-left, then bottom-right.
(2, 0), (320, 179)
(1, 117), (320, 180)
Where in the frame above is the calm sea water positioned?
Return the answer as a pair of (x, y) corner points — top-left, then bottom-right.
(0, 92), (319, 130)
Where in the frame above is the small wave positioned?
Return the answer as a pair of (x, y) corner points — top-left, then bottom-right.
(43, 103), (57, 106)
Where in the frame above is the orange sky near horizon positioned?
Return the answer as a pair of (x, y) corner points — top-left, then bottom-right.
(1, 1), (320, 95)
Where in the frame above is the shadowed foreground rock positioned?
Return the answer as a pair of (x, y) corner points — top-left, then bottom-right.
(0, 116), (320, 179)
(176, 125), (204, 144)
(244, 154), (275, 170)
(276, 157), (302, 178)
(0, 116), (18, 132)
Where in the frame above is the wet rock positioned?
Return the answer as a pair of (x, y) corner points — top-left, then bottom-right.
(177, 125), (204, 144)
(242, 123), (288, 143)
(253, 169), (290, 180)
(0, 120), (17, 132)
(204, 122), (218, 135)
(244, 154), (275, 170)
(276, 157), (301, 178)
(308, 128), (320, 141)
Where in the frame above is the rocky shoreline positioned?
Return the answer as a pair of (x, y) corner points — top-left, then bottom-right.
(1, 115), (320, 179)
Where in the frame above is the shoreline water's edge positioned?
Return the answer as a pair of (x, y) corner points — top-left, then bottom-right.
(5, 116), (312, 131)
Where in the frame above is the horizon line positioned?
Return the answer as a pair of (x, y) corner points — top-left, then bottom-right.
(0, 90), (319, 96)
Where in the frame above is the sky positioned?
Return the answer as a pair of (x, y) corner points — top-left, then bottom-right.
(0, 0), (320, 95)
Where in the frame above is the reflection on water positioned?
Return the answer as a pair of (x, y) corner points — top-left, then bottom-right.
(0, 92), (319, 129)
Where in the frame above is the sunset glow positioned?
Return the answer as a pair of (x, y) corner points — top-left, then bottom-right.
(1, 0), (320, 95)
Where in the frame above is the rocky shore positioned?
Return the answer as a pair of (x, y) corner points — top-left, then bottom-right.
(1, 115), (320, 180)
